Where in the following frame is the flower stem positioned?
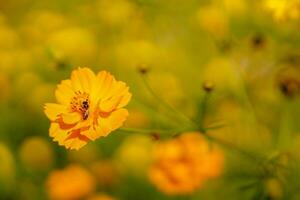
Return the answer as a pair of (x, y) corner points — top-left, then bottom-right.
(118, 127), (192, 137)
(140, 73), (198, 129)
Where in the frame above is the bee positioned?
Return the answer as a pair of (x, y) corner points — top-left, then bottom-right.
(82, 100), (89, 109)
(83, 109), (89, 120)
(82, 100), (89, 120)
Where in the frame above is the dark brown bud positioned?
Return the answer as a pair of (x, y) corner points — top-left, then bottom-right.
(151, 133), (160, 141)
(277, 66), (300, 98)
(202, 81), (215, 93)
(137, 64), (149, 74)
(251, 33), (266, 49)
(279, 79), (300, 98)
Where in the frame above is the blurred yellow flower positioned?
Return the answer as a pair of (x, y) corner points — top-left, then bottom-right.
(149, 132), (224, 195)
(19, 137), (54, 170)
(46, 164), (95, 200)
(265, 178), (283, 199)
(0, 25), (19, 50)
(47, 28), (98, 66)
(0, 143), (15, 194)
(96, 0), (136, 26)
(203, 57), (242, 92)
(265, 0), (300, 21)
(196, 5), (228, 38)
(44, 67), (131, 150)
(222, 0), (247, 16)
(86, 193), (116, 200)
(115, 39), (161, 69)
(114, 134), (154, 176)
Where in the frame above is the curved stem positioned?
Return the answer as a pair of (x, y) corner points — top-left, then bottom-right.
(140, 74), (198, 129)
(131, 98), (180, 127)
(205, 133), (262, 162)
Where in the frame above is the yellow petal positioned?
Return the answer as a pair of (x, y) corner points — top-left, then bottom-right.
(98, 80), (131, 110)
(99, 96), (122, 113)
(71, 67), (95, 93)
(103, 81), (128, 99)
(55, 80), (74, 105)
(49, 123), (88, 150)
(49, 123), (61, 137)
(49, 123), (68, 143)
(91, 71), (115, 102)
(117, 92), (132, 109)
(105, 108), (129, 131)
(89, 108), (128, 140)
(61, 112), (81, 124)
(64, 138), (88, 150)
(44, 103), (68, 121)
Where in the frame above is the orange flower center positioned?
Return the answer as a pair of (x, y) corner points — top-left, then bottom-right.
(70, 91), (90, 120)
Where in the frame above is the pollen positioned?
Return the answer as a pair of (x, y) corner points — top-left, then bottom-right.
(70, 91), (90, 119)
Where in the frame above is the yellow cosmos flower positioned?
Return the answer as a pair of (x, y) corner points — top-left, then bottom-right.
(149, 132), (224, 195)
(46, 164), (95, 200)
(44, 67), (131, 150)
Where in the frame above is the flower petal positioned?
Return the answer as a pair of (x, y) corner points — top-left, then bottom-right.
(60, 112), (82, 124)
(49, 123), (88, 150)
(117, 92), (132, 109)
(88, 108), (129, 140)
(49, 123), (69, 144)
(65, 138), (88, 150)
(91, 71), (115, 102)
(44, 103), (68, 121)
(98, 80), (131, 111)
(71, 67), (95, 93)
(55, 80), (74, 105)
(99, 96), (122, 113)
(103, 81), (128, 99)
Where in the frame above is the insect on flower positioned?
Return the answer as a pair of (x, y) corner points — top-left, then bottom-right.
(44, 67), (132, 150)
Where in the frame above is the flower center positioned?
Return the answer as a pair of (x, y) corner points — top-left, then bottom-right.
(70, 91), (90, 120)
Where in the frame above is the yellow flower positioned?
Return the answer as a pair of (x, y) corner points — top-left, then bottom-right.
(149, 132), (224, 195)
(265, 0), (300, 21)
(46, 164), (95, 200)
(19, 137), (54, 170)
(196, 5), (228, 38)
(114, 134), (154, 176)
(47, 28), (98, 66)
(96, 0), (136, 27)
(44, 67), (131, 150)
(0, 143), (16, 194)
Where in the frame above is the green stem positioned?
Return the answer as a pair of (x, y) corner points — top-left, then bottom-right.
(118, 127), (192, 137)
(205, 121), (227, 131)
(205, 133), (262, 162)
(131, 98), (179, 127)
(140, 74), (198, 129)
(197, 91), (212, 133)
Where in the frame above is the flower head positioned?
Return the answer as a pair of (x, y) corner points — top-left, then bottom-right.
(44, 67), (131, 150)
(149, 132), (224, 195)
(46, 164), (95, 200)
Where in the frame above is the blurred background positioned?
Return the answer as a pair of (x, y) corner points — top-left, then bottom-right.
(0, 0), (299, 199)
